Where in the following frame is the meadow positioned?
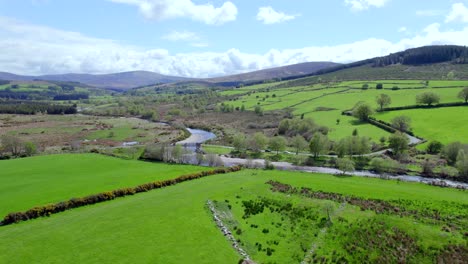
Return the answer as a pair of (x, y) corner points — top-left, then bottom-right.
(376, 106), (468, 145)
(0, 168), (466, 263)
(0, 153), (208, 216)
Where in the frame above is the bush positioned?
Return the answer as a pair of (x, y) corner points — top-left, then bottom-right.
(426, 141), (443, 154)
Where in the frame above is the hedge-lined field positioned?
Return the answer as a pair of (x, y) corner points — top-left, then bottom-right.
(0, 154), (208, 216)
(223, 81), (466, 141)
(376, 106), (468, 145)
(0, 170), (466, 263)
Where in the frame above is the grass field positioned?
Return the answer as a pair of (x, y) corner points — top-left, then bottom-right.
(0, 169), (466, 263)
(0, 154), (208, 216)
(376, 106), (468, 144)
(222, 80), (466, 141)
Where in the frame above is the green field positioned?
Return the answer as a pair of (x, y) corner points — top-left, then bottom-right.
(222, 80), (467, 141)
(0, 168), (466, 263)
(0, 154), (208, 216)
(376, 106), (468, 144)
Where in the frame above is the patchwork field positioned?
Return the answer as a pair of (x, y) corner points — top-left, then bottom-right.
(0, 168), (466, 263)
(222, 80), (467, 142)
(0, 154), (208, 216)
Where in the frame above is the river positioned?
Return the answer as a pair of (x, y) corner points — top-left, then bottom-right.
(178, 128), (467, 189)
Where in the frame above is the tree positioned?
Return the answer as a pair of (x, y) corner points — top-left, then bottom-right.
(24, 142), (37, 157)
(240, 104), (246, 111)
(352, 103), (374, 121)
(458, 87), (468, 103)
(376, 94), (391, 111)
(336, 158), (354, 175)
(443, 142), (464, 165)
(254, 105), (263, 116)
(426, 141), (443, 154)
(376, 83), (383, 89)
(416, 92), (440, 106)
(232, 133), (247, 153)
(309, 133), (329, 158)
(388, 132), (409, 158)
(0, 135), (23, 156)
(456, 150), (468, 177)
(290, 135), (308, 155)
(370, 157), (402, 174)
(391, 115), (411, 132)
(269, 136), (287, 155)
(249, 132), (268, 153)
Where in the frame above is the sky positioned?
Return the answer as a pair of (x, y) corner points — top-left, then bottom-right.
(1, 0), (468, 77)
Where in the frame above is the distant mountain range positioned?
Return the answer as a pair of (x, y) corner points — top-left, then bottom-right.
(0, 62), (339, 90)
(1, 45), (467, 90)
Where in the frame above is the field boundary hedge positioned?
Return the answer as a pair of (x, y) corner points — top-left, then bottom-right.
(378, 102), (467, 112)
(0, 166), (242, 226)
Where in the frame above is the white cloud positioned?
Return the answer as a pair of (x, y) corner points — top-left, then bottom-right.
(416, 9), (443, 17)
(256, 6), (298, 24)
(108, 0), (237, 25)
(2, 16), (468, 78)
(446, 3), (468, 23)
(398, 26), (407, 33)
(344, 0), (390, 11)
(162, 31), (199, 41)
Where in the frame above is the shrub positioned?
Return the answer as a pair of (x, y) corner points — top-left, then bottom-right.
(426, 141), (443, 154)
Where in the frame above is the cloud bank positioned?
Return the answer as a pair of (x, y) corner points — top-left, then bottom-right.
(1, 16), (468, 77)
(344, 0), (390, 11)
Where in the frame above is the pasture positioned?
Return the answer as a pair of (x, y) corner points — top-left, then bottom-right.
(0, 168), (466, 263)
(0, 154), (207, 216)
(376, 106), (468, 144)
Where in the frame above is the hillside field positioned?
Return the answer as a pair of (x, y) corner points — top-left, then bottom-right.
(222, 80), (468, 142)
(0, 168), (466, 263)
(0, 154), (208, 216)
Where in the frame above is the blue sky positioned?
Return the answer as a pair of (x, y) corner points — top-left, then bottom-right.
(1, 0), (468, 77)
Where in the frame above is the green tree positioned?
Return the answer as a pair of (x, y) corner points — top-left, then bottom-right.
(352, 103), (374, 121)
(336, 158), (355, 175)
(458, 87), (468, 103)
(376, 94), (391, 111)
(443, 142), (464, 165)
(290, 135), (308, 155)
(24, 142), (37, 157)
(249, 132), (268, 153)
(416, 92), (440, 106)
(456, 150), (468, 177)
(269, 136), (287, 155)
(309, 133), (329, 158)
(391, 115), (411, 132)
(388, 132), (409, 158)
(426, 141), (443, 154)
(232, 133), (247, 153)
(254, 105), (263, 116)
(240, 104), (246, 111)
(376, 83), (383, 89)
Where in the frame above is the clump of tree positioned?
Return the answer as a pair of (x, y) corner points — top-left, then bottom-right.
(278, 118), (328, 140)
(352, 102), (374, 121)
(0, 135), (37, 158)
(141, 143), (192, 164)
(290, 135), (308, 155)
(391, 115), (411, 132)
(376, 94), (391, 111)
(426, 141), (443, 154)
(370, 157), (405, 174)
(248, 132), (268, 154)
(416, 92), (440, 106)
(388, 132), (410, 159)
(442, 142), (468, 165)
(334, 136), (371, 157)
